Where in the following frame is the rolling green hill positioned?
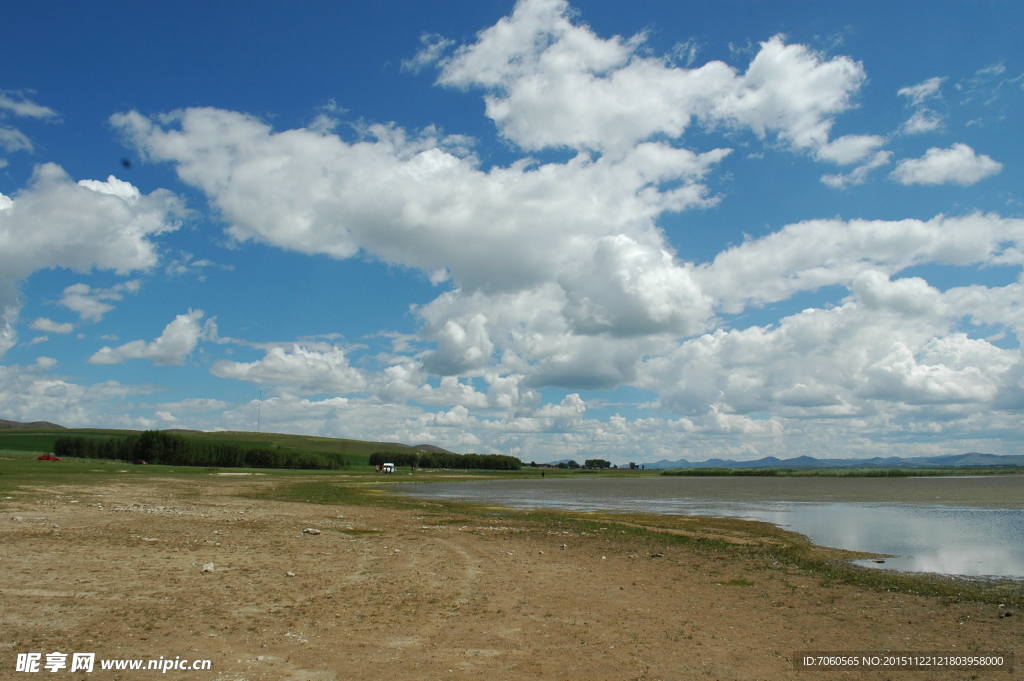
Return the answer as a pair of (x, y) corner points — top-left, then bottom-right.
(0, 421), (456, 466)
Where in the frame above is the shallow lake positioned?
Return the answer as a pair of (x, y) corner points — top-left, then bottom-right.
(402, 475), (1024, 579)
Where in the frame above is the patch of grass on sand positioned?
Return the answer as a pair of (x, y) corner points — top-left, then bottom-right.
(244, 478), (444, 511)
(0, 450), (342, 501)
(0, 450), (151, 498)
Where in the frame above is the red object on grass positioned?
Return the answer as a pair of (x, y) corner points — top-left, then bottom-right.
(36, 454), (63, 461)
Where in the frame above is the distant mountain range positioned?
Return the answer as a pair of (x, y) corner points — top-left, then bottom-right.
(0, 418), (66, 430)
(646, 452), (1024, 469)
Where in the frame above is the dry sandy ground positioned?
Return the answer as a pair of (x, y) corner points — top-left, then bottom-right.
(1, 477), (1019, 681)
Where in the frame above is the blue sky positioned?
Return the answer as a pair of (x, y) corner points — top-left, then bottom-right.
(2, 0), (1023, 463)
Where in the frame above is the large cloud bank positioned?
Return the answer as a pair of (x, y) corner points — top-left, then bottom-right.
(5, 0), (1019, 461)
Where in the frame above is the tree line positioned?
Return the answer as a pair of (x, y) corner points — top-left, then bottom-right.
(547, 459), (612, 469)
(369, 450), (521, 470)
(54, 431), (350, 470)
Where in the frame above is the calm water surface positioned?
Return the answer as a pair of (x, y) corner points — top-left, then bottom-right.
(403, 476), (1024, 579)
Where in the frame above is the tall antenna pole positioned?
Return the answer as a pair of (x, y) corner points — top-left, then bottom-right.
(256, 390), (262, 433)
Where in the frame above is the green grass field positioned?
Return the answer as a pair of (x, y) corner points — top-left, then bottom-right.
(0, 430), (133, 453)
(0, 443), (542, 499)
(0, 428), (648, 477)
(0, 428), (438, 468)
(0, 449), (186, 497)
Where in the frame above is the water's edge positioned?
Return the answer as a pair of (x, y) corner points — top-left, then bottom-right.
(400, 476), (1024, 579)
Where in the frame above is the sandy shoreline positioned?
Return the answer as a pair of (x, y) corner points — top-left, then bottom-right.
(1, 477), (1019, 680)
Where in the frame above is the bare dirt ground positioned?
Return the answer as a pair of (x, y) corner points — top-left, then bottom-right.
(1, 478), (1019, 681)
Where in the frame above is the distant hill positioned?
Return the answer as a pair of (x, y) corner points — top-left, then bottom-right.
(0, 422), (460, 464)
(412, 443), (458, 455)
(648, 452), (1024, 470)
(0, 418), (66, 430)
(162, 431), (462, 461)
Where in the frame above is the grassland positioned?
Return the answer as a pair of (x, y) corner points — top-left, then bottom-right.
(0, 429), (132, 454)
(0, 427), (438, 465)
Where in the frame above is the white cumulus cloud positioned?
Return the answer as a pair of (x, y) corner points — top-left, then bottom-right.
(113, 108), (724, 296)
(896, 77), (945, 135)
(59, 281), (141, 322)
(891, 143), (1002, 185)
(820, 150), (891, 189)
(0, 165), (181, 357)
(211, 343), (366, 394)
(640, 275), (1017, 417)
(699, 213), (1024, 314)
(434, 0), (866, 157)
(900, 109), (943, 135)
(89, 310), (204, 366)
(30, 318), (74, 334)
(82, 1), (1024, 461)
(112, 106), (727, 390)
(816, 134), (886, 165)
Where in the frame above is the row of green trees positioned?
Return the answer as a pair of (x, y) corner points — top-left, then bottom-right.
(369, 450), (521, 470)
(54, 431), (350, 470)
(541, 459), (615, 469)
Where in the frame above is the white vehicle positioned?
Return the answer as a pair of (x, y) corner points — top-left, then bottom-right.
(381, 462), (396, 473)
